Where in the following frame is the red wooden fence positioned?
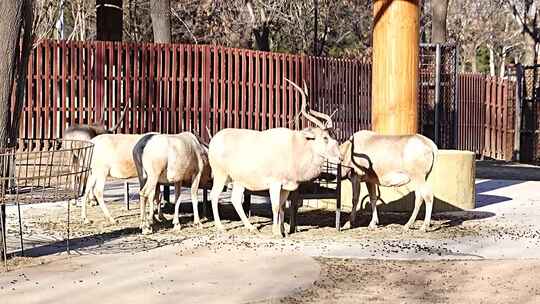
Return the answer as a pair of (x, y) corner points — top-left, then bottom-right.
(16, 40), (517, 160)
(18, 40), (371, 143)
(457, 74), (515, 160)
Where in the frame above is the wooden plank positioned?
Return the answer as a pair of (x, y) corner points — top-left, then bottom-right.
(280, 54), (290, 128)
(247, 51), (254, 130)
(295, 55), (301, 129)
(502, 80), (509, 160)
(171, 45), (178, 133)
(241, 50), (247, 129)
(44, 41), (51, 139)
(286, 55), (292, 127)
(154, 44), (162, 133)
(52, 41), (59, 138)
(261, 52), (267, 130)
(142, 44), (149, 132)
(193, 46), (201, 133)
(226, 49), (233, 128)
(96, 42), (104, 124)
(115, 43), (123, 133)
(26, 46), (34, 139)
(133, 44), (140, 133)
(275, 54), (281, 128)
(179, 44), (185, 132)
(107, 42), (114, 129)
(234, 50), (240, 128)
(202, 46), (211, 141)
(268, 53), (274, 129)
(254, 52), (260, 130)
(212, 46), (219, 135)
(148, 44), (156, 132)
(77, 42), (84, 126)
(162, 45), (175, 133)
(124, 43), (132, 133)
(219, 47), (226, 131)
(186, 45), (193, 132)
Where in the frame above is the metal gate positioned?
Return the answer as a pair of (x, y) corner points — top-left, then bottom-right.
(419, 43), (458, 149)
(515, 63), (540, 163)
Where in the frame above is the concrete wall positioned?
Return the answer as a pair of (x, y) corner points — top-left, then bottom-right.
(306, 150), (476, 213)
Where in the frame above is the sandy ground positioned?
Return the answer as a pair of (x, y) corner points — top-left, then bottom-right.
(0, 243), (319, 304)
(1, 176), (540, 303)
(279, 258), (540, 304)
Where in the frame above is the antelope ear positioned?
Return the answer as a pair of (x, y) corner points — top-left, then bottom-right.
(301, 128), (316, 140)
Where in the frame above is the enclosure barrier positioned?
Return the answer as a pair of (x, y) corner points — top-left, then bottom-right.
(0, 139), (94, 265)
(457, 74), (515, 161)
(14, 40), (517, 160)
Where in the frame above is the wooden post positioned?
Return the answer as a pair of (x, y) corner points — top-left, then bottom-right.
(372, 0), (420, 134)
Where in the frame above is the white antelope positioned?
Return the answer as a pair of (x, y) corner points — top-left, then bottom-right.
(208, 79), (341, 237)
(340, 130), (438, 231)
(132, 132), (212, 234)
(81, 133), (157, 224)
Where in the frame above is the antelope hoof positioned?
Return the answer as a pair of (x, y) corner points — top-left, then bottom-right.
(108, 218), (118, 225)
(194, 222), (203, 230)
(247, 225), (258, 234)
(403, 224), (412, 231)
(215, 223), (226, 232)
(368, 221), (378, 229)
(142, 226), (153, 235)
(82, 218), (92, 225)
(342, 221), (351, 230)
(173, 224), (182, 232)
(272, 226), (283, 238)
(420, 224), (429, 232)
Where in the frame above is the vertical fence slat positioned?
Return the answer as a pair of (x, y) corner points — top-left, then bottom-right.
(185, 45), (192, 132)
(178, 45), (185, 132)
(212, 46), (219, 135)
(202, 46), (211, 140)
(234, 50), (240, 129)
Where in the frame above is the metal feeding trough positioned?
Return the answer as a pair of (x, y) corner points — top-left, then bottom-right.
(0, 139), (94, 266)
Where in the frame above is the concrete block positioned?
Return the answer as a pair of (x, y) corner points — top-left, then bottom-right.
(322, 149), (476, 213)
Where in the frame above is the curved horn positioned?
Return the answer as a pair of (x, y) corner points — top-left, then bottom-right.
(205, 126), (213, 140)
(110, 106), (128, 132)
(284, 78), (326, 129)
(309, 109), (334, 129)
(300, 80), (334, 129)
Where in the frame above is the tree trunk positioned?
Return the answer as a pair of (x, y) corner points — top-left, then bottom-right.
(0, 1), (24, 148)
(499, 53), (507, 78)
(96, 0), (123, 41)
(150, 0), (171, 43)
(253, 26), (270, 51)
(471, 52), (478, 73)
(0, 0), (25, 262)
(431, 0), (448, 43)
(488, 45), (496, 76)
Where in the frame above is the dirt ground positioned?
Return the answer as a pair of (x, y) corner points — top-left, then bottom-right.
(2, 177), (540, 303)
(278, 258), (540, 304)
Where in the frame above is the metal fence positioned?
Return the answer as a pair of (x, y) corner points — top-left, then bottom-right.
(419, 43), (458, 149)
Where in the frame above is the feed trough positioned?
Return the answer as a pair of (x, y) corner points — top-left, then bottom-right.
(0, 139), (94, 265)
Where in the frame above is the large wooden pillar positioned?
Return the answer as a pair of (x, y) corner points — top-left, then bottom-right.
(372, 0), (420, 135)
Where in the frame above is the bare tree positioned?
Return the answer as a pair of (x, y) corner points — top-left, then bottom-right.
(0, 0), (33, 262)
(431, 0), (449, 43)
(96, 0), (123, 41)
(151, 0), (171, 43)
(506, 0), (540, 64)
